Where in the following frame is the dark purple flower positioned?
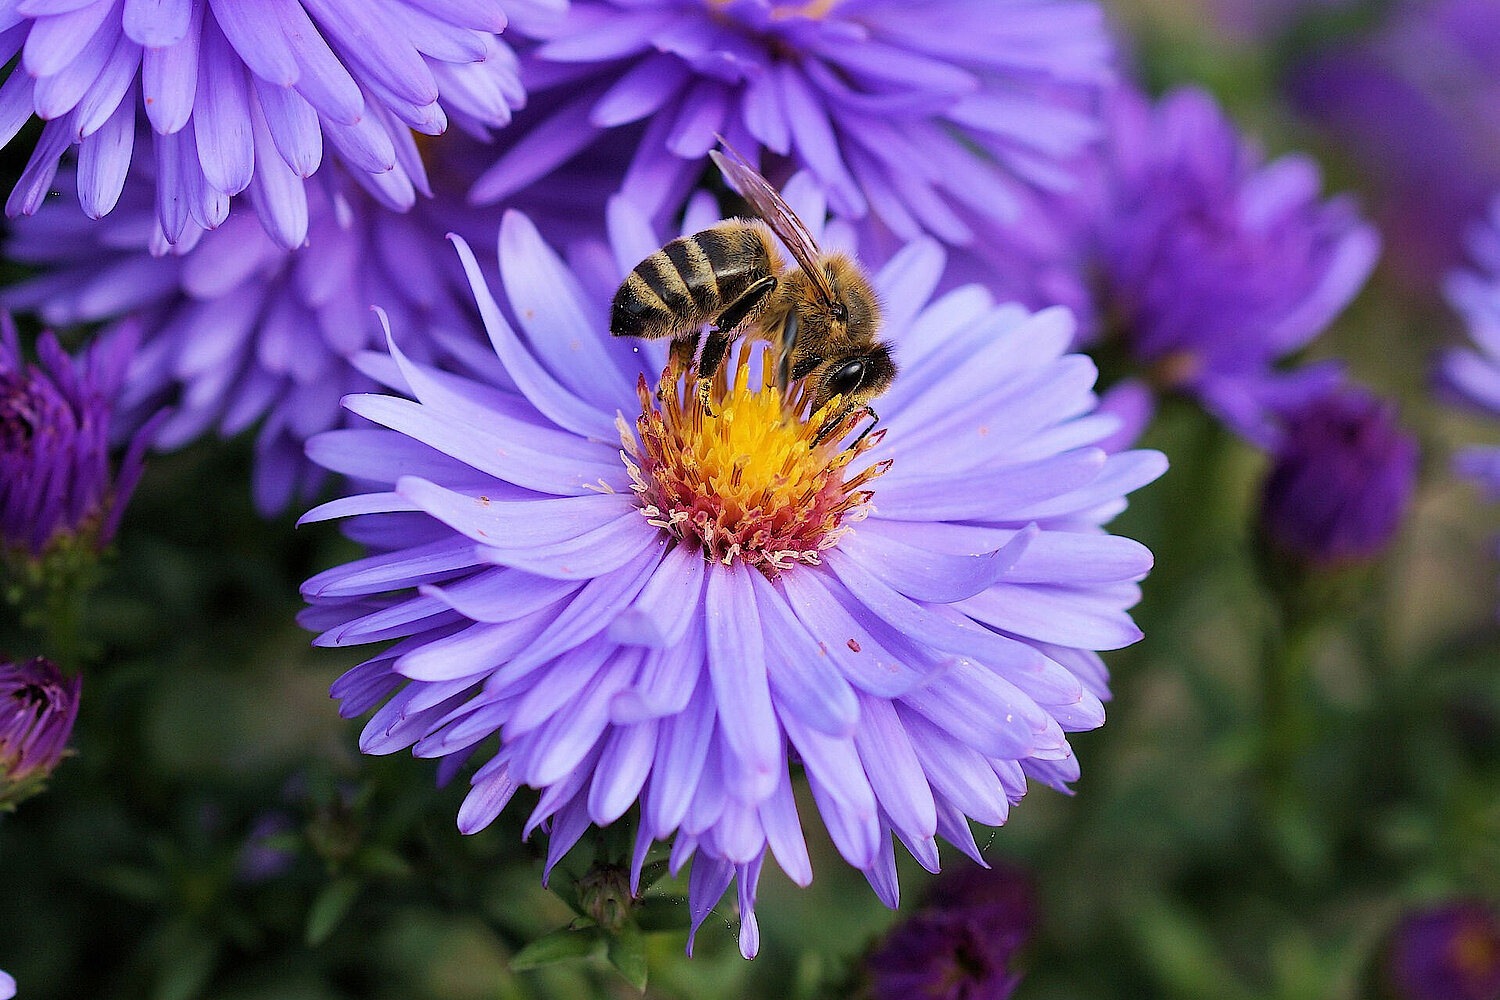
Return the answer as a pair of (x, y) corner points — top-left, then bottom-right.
(1441, 195), (1500, 503)
(1, 127), (616, 514)
(1289, 0), (1500, 287)
(1096, 86), (1379, 445)
(1, 316), (154, 559)
(299, 177), (1164, 958)
(1257, 385), (1418, 568)
(0, 0), (540, 249)
(866, 862), (1036, 1000)
(0, 656), (81, 806)
(480, 0), (1113, 262)
(1385, 901), (1500, 1000)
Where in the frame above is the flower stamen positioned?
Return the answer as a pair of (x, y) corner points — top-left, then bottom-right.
(621, 346), (889, 574)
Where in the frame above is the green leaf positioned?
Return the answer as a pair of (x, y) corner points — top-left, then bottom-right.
(306, 876), (361, 946)
(355, 845), (413, 880)
(607, 922), (648, 991)
(510, 927), (605, 972)
(635, 894), (692, 932)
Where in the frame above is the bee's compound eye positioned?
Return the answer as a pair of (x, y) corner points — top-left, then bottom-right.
(827, 358), (865, 399)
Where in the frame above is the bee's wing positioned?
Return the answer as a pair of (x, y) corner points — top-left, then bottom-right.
(710, 144), (835, 306)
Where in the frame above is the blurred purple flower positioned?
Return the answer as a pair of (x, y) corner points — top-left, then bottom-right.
(1257, 384), (1417, 569)
(0, 656), (81, 805)
(1095, 86), (1379, 445)
(0, 127), (616, 514)
(0, 968), (13, 1000)
(1384, 901), (1500, 1000)
(0, 0), (541, 249)
(236, 812), (297, 883)
(1289, 0), (1500, 287)
(1441, 196), (1500, 502)
(299, 183), (1163, 959)
(866, 861), (1036, 1000)
(480, 0), (1113, 257)
(1, 316), (155, 559)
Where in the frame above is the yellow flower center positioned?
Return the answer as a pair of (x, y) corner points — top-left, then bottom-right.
(620, 347), (889, 574)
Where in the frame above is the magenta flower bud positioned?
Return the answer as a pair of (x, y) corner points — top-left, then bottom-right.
(1258, 386), (1418, 568)
(0, 656), (81, 807)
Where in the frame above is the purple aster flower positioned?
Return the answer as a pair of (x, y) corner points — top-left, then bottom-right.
(299, 181), (1164, 958)
(1094, 86), (1380, 445)
(1, 315), (155, 561)
(478, 0), (1113, 258)
(1441, 196), (1500, 502)
(865, 861), (1035, 1000)
(0, 0), (543, 249)
(0, 655), (81, 809)
(1256, 384), (1418, 569)
(1289, 0), (1500, 287)
(1384, 901), (1500, 1000)
(1, 128), (616, 514)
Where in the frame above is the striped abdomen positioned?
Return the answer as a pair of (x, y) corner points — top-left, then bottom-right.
(610, 223), (777, 340)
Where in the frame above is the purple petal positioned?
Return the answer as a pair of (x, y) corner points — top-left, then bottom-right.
(141, 5), (201, 133)
(122, 0), (191, 46)
(776, 570), (931, 698)
(704, 562), (780, 803)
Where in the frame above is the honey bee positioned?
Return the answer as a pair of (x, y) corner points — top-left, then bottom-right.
(610, 144), (896, 441)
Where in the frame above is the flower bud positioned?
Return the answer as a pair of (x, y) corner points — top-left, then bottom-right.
(1258, 386), (1418, 568)
(864, 863), (1037, 1000)
(0, 656), (80, 809)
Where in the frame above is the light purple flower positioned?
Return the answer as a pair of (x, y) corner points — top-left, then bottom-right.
(1, 132), (579, 515)
(1, 315), (155, 559)
(299, 182), (1164, 958)
(479, 0), (1112, 259)
(1093, 86), (1380, 445)
(0, 0), (545, 249)
(0, 968), (13, 1000)
(1442, 196), (1500, 503)
(0, 655), (81, 807)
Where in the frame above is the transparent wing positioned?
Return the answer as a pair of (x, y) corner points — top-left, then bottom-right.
(710, 143), (835, 305)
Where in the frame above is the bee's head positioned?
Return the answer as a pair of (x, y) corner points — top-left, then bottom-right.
(809, 342), (897, 413)
(784, 254), (882, 356)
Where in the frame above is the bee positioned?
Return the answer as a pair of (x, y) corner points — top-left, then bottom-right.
(610, 144), (896, 442)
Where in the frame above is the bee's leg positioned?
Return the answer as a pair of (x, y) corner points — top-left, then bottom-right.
(811, 405), (880, 449)
(696, 329), (735, 408)
(696, 275), (777, 407)
(849, 406), (881, 449)
(776, 311), (799, 395)
(659, 335), (698, 400)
